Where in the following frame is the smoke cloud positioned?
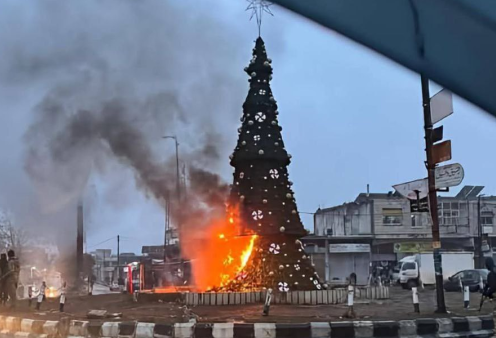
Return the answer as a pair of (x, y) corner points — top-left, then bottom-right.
(0, 0), (266, 255)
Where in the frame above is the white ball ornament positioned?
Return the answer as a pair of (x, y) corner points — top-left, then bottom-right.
(262, 199), (268, 204)
(259, 150), (264, 155)
(286, 193), (292, 199)
(240, 195), (245, 201)
(292, 210), (297, 214)
(242, 141), (246, 145)
(251, 72), (257, 77)
(279, 265), (284, 270)
(264, 61), (270, 66)
(229, 154), (234, 160)
(280, 226), (286, 233)
(248, 120), (254, 125)
(294, 282), (299, 286)
(271, 121), (277, 125)
(269, 271), (274, 276)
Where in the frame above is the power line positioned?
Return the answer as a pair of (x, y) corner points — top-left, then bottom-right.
(87, 236), (116, 249)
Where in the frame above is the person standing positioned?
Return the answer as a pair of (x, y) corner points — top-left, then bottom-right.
(36, 281), (46, 310)
(0, 254), (8, 305)
(6, 250), (19, 308)
(59, 281), (67, 312)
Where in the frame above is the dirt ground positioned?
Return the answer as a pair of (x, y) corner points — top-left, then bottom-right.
(0, 286), (494, 323)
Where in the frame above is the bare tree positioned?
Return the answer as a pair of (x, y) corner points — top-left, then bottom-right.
(0, 211), (27, 254)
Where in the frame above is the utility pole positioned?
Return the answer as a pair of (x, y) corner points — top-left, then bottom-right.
(478, 195), (486, 268)
(163, 192), (170, 263)
(117, 235), (120, 282)
(76, 202), (84, 286)
(421, 74), (446, 313)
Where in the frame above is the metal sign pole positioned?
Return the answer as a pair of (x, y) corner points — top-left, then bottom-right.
(421, 74), (447, 313)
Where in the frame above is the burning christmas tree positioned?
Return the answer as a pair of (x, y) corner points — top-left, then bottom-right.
(225, 37), (323, 292)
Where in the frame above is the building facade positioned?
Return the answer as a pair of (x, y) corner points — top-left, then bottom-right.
(304, 185), (496, 285)
(91, 249), (140, 284)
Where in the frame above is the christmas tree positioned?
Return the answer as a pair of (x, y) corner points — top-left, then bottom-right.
(226, 37), (323, 292)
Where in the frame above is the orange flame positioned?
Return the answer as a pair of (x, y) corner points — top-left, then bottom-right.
(181, 205), (258, 291)
(240, 235), (257, 269)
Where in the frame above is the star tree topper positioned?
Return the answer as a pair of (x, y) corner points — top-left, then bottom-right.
(246, 0), (274, 36)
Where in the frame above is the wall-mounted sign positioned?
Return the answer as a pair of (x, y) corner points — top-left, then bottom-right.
(329, 243), (370, 253)
(394, 242), (432, 253)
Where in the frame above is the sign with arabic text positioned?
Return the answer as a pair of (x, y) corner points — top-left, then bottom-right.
(435, 163), (464, 189)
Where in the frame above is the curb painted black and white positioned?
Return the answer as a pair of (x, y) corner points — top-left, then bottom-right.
(0, 315), (493, 338)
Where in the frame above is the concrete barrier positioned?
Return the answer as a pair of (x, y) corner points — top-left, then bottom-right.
(0, 314), (492, 338)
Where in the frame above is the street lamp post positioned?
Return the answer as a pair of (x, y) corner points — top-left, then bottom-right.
(162, 136), (181, 252)
(163, 136), (181, 204)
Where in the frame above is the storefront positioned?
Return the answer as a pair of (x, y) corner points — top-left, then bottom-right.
(328, 243), (371, 285)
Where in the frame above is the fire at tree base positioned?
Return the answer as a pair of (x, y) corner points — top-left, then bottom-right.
(131, 35), (324, 295)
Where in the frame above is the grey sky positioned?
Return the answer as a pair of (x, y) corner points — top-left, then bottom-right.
(0, 0), (495, 255)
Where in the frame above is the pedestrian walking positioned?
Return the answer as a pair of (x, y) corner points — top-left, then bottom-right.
(0, 254), (8, 306)
(482, 258), (496, 297)
(36, 281), (46, 311)
(6, 250), (20, 308)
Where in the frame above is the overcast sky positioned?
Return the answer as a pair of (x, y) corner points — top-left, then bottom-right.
(1, 0), (495, 255)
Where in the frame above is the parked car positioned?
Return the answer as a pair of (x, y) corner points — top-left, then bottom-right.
(109, 281), (120, 292)
(443, 269), (488, 292)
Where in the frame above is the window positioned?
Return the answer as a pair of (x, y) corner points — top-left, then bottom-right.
(382, 208), (403, 226)
(411, 214), (423, 227)
(482, 211), (494, 226)
(402, 262), (416, 271)
(438, 202), (460, 226)
(450, 271), (463, 280)
(463, 270), (476, 280)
